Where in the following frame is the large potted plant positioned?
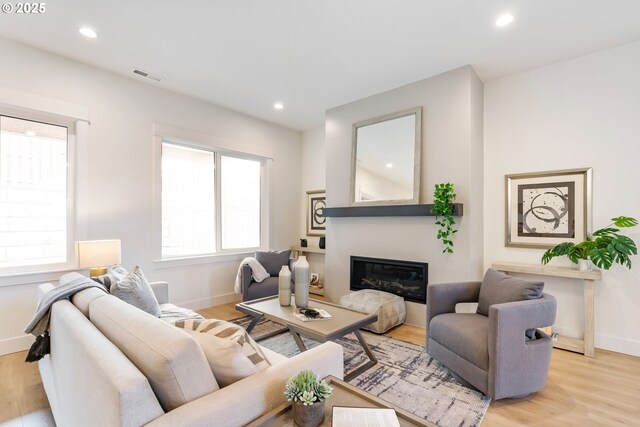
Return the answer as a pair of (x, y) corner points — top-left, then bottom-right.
(284, 370), (333, 427)
(541, 216), (638, 270)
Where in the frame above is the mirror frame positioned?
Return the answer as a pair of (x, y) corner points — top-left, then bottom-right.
(350, 107), (422, 206)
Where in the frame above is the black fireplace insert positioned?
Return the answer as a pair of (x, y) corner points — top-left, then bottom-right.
(350, 256), (428, 304)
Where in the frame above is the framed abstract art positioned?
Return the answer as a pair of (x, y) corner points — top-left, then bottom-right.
(505, 168), (592, 248)
(306, 190), (326, 236)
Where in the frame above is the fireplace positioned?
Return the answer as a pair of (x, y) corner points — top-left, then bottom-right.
(350, 256), (428, 304)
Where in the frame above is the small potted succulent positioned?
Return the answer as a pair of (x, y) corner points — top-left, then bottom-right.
(541, 216), (638, 270)
(284, 370), (333, 427)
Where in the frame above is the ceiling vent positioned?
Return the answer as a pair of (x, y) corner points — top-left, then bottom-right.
(133, 69), (163, 82)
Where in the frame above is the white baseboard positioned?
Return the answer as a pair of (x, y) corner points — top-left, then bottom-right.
(0, 334), (34, 356)
(550, 325), (640, 357)
(178, 292), (241, 311)
(595, 333), (640, 357)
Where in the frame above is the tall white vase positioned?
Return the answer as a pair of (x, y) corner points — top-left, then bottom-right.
(278, 265), (292, 306)
(294, 256), (310, 307)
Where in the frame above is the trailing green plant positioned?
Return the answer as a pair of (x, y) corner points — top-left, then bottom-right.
(284, 370), (333, 406)
(541, 216), (638, 270)
(431, 183), (458, 254)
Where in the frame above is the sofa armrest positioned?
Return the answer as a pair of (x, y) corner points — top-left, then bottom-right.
(146, 342), (344, 427)
(149, 281), (169, 304)
(242, 264), (253, 297)
(488, 293), (557, 398)
(38, 283), (57, 304)
(426, 281), (481, 341)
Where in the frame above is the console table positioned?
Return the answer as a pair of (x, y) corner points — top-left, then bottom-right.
(492, 262), (602, 357)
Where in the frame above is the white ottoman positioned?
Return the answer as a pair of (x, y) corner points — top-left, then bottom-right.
(340, 290), (406, 333)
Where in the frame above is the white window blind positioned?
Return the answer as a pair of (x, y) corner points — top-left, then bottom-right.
(221, 155), (261, 250)
(160, 141), (263, 259)
(161, 142), (216, 258)
(0, 115), (68, 269)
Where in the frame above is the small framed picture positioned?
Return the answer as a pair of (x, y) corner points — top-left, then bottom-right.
(505, 168), (592, 248)
(310, 273), (321, 287)
(306, 190), (326, 236)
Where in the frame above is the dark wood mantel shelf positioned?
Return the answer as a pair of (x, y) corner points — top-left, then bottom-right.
(323, 203), (463, 218)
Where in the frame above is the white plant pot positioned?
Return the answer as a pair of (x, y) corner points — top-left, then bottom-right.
(578, 259), (593, 271)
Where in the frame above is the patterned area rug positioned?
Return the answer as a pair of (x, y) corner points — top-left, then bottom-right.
(230, 316), (490, 427)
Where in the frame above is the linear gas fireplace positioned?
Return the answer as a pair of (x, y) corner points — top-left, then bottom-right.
(350, 256), (428, 304)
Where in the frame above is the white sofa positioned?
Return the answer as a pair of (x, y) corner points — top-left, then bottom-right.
(37, 279), (344, 427)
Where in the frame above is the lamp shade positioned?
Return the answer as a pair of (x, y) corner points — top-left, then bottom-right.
(77, 240), (122, 268)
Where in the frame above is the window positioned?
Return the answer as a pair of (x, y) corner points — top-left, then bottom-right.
(161, 141), (263, 259)
(0, 115), (70, 270)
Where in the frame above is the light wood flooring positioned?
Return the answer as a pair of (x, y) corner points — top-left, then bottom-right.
(2, 301), (639, 426)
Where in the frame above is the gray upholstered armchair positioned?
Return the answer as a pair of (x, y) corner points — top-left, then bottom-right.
(426, 270), (557, 400)
(241, 249), (293, 302)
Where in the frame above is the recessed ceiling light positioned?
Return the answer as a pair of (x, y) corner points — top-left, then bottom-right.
(274, 102), (284, 110)
(386, 163), (393, 168)
(495, 13), (514, 27)
(25, 130), (36, 137)
(79, 27), (98, 38)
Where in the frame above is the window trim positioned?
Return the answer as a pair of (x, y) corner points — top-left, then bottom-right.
(152, 124), (270, 265)
(0, 110), (78, 277)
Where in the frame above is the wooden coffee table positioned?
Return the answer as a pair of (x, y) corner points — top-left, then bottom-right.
(236, 296), (378, 381)
(245, 375), (437, 427)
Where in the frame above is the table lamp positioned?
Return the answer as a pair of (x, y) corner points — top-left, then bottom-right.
(77, 240), (122, 277)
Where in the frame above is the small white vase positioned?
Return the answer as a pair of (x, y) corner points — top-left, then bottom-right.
(294, 256), (310, 307)
(578, 259), (593, 271)
(278, 265), (292, 306)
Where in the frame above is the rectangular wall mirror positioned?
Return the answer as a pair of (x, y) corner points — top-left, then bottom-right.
(350, 107), (422, 206)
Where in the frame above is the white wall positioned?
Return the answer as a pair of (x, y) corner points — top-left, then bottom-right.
(484, 41), (640, 356)
(299, 127), (326, 281)
(0, 38), (302, 355)
(325, 66), (484, 325)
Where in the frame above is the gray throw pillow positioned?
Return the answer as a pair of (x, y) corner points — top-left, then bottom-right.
(91, 265), (127, 291)
(255, 250), (291, 276)
(476, 268), (544, 316)
(110, 266), (161, 317)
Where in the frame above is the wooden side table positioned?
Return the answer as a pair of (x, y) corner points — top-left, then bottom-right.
(245, 376), (436, 427)
(493, 262), (602, 357)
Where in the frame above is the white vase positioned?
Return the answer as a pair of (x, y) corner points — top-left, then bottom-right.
(294, 255), (310, 307)
(278, 265), (292, 306)
(578, 259), (593, 271)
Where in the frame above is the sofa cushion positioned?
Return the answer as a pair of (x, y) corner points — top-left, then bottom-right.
(71, 287), (108, 318)
(477, 268), (544, 316)
(159, 303), (204, 323)
(89, 295), (219, 411)
(429, 313), (489, 370)
(110, 266), (161, 317)
(255, 250), (291, 276)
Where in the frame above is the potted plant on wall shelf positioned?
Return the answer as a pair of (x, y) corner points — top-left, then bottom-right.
(431, 182), (458, 253)
(541, 216), (638, 271)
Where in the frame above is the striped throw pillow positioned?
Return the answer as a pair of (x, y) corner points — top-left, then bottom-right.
(173, 319), (271, 370)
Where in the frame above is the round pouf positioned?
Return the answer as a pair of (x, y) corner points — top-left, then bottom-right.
(339, 290), (406, 333)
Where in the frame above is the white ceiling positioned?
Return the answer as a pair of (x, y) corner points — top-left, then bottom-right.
(2, 0), (640, 131)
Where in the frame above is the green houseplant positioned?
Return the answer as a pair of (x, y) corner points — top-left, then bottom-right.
(284, 370), (333, 427)
(541, 216), (638, 270)
(431, 183), (458, 253)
